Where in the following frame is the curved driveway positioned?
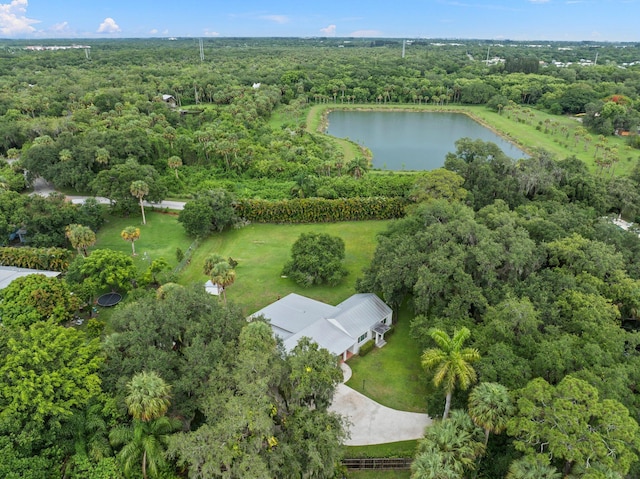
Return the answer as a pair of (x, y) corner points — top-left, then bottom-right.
(329, 363), (432, 446)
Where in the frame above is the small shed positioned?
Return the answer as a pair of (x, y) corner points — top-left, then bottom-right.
(204, 280), (223, 296)
(161, 94), (177, 107)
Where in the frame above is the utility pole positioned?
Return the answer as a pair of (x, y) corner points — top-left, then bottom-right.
(199, 38), (204, 62)
(402, 39), (406, 59)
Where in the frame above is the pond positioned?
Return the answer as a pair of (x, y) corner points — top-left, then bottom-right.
(326, 110), (527, 171)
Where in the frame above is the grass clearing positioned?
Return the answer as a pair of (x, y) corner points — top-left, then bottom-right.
(178, 220), (391, 315)
(92, 210), (193, 273)
(346, 301), (428, 413)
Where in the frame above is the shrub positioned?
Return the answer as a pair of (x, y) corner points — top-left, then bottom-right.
(358, 339), (375, 357)
(282, 233), (348, 287)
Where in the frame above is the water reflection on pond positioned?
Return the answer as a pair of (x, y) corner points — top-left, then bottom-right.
(326, 110), (527, 170)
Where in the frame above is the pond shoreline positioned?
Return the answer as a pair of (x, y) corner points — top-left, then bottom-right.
(316, 104), (531, 171)
(310, 104), (532, 163)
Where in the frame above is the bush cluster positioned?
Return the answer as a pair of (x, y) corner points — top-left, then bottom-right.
(235, 196), (408, 223)
(0, 246), (72, 271)
(358, 339), (375, 357)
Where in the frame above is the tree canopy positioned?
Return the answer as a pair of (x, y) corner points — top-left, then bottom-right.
(282, 232), (348, 287)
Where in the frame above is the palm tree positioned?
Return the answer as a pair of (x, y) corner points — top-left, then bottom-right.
(347, 156), (369, 179)
(421, 327), (480, 420)
(414, 410), (484, 479)
(110, 414), (178, 479)
(125, 371), (171, 422)
(65, 224), (96, 257)
(95, 147), (110, 166)
(468, 382), (513, 446)
(506, 456), (561, 479)
(411, 450), (460, 479)
(130, 180), (150, 225)
(167, 156), (182, 179)
(110, 371), (178, 479)
(203, 253), (236, 304)
(121, 226), (141, 256)
(58, 148), (73, 162)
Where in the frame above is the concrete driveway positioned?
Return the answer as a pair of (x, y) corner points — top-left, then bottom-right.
(329, 363), (432, 446)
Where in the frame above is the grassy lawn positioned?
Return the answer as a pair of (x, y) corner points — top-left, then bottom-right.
(178, 220), (391, 315)
(347, 470), (410, 479)
(92, 210), (193, 273)
(344, 440), (418, 459)
(346, 301), (428, 413)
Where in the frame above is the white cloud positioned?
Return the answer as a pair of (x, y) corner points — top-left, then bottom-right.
(0, 0), (39, 36)
(149, 28), (158, 34)
(350, 29), (383, 37)
(528, 0), (550, 3)
(261, 14), (289, 24)
(320, 24), (336, 36)
(50, 21), (69, 33)
(204, 29), (219, 37)
(97, 17), (120, 33)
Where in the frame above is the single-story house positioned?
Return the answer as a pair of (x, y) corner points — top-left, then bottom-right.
(0, 266), (61, 290)
(250, 293), (392, 360)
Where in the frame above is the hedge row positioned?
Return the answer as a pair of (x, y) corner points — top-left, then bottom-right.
(235, 197), (408, 223)
(0, 246), (72, 272)
(358, 339), (375, 357)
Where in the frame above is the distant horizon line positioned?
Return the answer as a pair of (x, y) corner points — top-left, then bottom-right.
(1, 36), (638, 44)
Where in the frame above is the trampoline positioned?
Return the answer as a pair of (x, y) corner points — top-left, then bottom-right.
(97, 292), (122, 307)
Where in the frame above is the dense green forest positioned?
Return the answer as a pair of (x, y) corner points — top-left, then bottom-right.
(2, 38), (640, 478)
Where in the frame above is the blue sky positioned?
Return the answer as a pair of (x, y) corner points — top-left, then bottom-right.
(1, 0), (638, 42)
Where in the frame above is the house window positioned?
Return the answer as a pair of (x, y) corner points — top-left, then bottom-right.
(382, 318), (387, 324)
(358, 333), (368, 343)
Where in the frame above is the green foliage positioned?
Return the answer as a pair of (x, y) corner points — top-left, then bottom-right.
(507, 376), (640, 476)
(80, 249), (137, 292)
(65, 223), (97, 257)
(358, 339), (375, 357)
(236, 196), (408, 223)
(0, 321), (103, 425)
(412, 410), (485, 479)
(421, 327), (481, 419)
(101, 285), (245, 423)
(0, 190), (103, 248)
(91, 159), (167, 215)
(0, 246), (72, 270)
(124, 371), (171, 422)
(178, 188), (237, 237)
(0, 274), (80, 328)
(167, 321), (347, 479)
(283, 232), (348, 287)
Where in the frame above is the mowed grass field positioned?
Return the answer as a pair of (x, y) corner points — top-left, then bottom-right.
(91, 210), (193, 273)
(179, 220), (392, 314)
(346, 301), (429, 413)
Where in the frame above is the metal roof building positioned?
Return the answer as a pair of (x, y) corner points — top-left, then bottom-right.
(0, 266), (61, 290)
(251, 292), (392, 360)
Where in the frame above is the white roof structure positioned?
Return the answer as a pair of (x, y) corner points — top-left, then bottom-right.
(204, 280), (223, 296)
(251, 293), (392, 356)
(0, 266), (60, 290)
